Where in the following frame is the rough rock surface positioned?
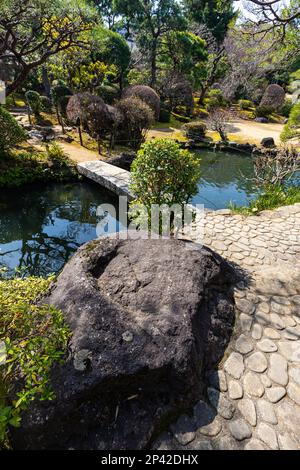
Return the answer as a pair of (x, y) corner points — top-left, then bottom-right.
(12, 237), (235, 450)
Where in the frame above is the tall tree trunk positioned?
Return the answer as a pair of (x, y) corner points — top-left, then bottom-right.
(42, 67), (51, 98)
(150, 41), (158, 88)
(78, 122), (83, 147)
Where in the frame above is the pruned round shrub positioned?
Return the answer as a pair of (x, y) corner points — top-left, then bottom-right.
(238, 99), (254, 110)
(193, 107), (209, 119)
(260, 84), (285, 112)
(281, 102), (300, 142)
(25, 90), (42, 116)
(204, 89), (227, 110)
(256, 105), (273, 118)
(51, 84), (73, 106)
(66, 93), (105, 126)
(0, 107), (27, 155)
(98, 84), (120, 104)
(122, 85), (160, 120)
(183, 121), (207, 142)
(130, 139), (201, 208)
(116, 97), (154, 149)
(40, 96), (53, 113)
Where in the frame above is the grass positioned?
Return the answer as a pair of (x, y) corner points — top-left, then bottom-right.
(230, 185), (300, 215)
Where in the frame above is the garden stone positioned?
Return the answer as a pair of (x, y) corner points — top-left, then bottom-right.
(238, 399), (257, 426)
(261, 138), (275, 148)
(215, 436), (239, 451)
(261, 375), (272, 388)
(193, 400), (222, 437)
(278, 434), (299, 450)
(170, 415), (196, 446)
(207, 388), (235, 420)
(11, 238), (235, 450)
(244, 372), (265, 398)
(229, 419), (252, 441)
(289, 366), (300, 386)
(256, 423), (278, 450)
(228, 380), (243, 400)
(265, 387), (286, 403)
(207, 370), (227, 392)
(235, 335), (254, 355)
(186, 437), (213, 451)
(240, 314), (253, 332)
(245, 439), (266, 450)
(278, 341), (300, 362)
(264, 328), (281, 340)
(257, 339), (277, 353)
(235, 298), (256, 315)
(252, 324), (263, 340)
(270, 314), (285, 330)
(268, 354), (288, 386)
(287, 382), (300, 406)
(224, 352), (245, 379)
(277, 402), (300, 436)
(256, 400), (277, 425)
(246, 352), (268, 373)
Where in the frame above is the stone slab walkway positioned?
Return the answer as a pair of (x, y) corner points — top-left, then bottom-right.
(154, 204), (300, 451)
(77, 160), (133, 199)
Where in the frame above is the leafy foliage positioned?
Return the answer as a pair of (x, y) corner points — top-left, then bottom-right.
(183, 121), (207, 142)
(238, 99), (254, 110)
(25, 91), (42, 116)
(130, 138), (201, 207)
(231, 186), (300, 215)
(0, 274), (70, 446)
(281, 102), (300, 141)
(0, 144), (77, 188)
(0, 107), (26, 156)
(122, 85), (161, 120)
(116, 97), (154, 149)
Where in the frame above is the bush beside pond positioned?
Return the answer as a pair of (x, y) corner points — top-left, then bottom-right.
(0, 143), (78, 189)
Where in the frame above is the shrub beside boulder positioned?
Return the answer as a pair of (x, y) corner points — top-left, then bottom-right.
(183, 121), (207, 142)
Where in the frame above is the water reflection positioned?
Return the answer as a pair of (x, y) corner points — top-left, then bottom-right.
(0, 182), (123, 276)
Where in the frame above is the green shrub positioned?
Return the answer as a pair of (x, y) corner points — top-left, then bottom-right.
(0, 107), (26, 156)
(280, 99), (293, 118)
(0, 274), (70, 445)
(25, 90), (42, 116)
(183, 121), (207, 142)
(256, 105), (273, 118)
(204, 89), (226, 110)
(171, 112), (191, 123)
(40, 96), (53, 113)
(130, 138), (201, 208)
(231, 185), (300, 215)
(116, 97), (154, 150)
(193, 106), (209, 119)
(97, 84), (119, 104)
(281, 102), (300, 141)
(0, 145), (77, 188)
(159, 108), (171, 123)
(238, 99), (254, 110)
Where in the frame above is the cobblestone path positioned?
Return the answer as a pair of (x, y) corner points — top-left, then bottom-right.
(154, 204), (300, 450)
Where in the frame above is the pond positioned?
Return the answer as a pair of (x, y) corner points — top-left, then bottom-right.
(0, 182), (125, 277)
(0, 150), (298, 276)
(192, 150), (257, 210)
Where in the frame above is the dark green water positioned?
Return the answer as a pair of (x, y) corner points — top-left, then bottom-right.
(0, 182), (124, 277)
(192, 150), (257, 210)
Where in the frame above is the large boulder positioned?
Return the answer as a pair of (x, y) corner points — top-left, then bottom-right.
(260, 84), (285, 112)
(12, 238), (235, 450)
